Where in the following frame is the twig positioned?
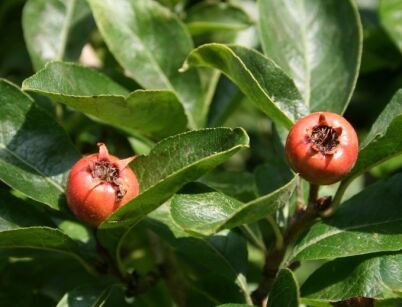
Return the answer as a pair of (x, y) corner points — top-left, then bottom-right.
(308, 183), (319, 204)
(251, 183), (324, 306)
(331, 296), (374, 307)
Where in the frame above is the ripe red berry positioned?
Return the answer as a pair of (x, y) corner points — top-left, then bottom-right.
(285, 112), (358, 185)
(66, 143), (139, 226)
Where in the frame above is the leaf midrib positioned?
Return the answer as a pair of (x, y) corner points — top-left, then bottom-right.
(57, 0), (77, 60)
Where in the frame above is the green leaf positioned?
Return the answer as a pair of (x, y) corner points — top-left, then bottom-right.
(301, 252), (402, 301)
(290, 173), (402, 261)
(380, 0), (402, 53)
(56, 282), (116, 307)
(0, 189), (98, 273)
(267, 269), (299, 307)
(157, 0), (184, 8)
(258, 0), (362, 113)
(299, 299), (331, 307)
(375, 299), (402, 307)
(334, 90), (402, 205)
(183, 43), (306, 129)
(53, 218), (96, 253)
(22, 62), (187, 138)
(185, 2), (253, 35)
(97, 128), (249, 264)
(0, 79), (80, 210)
(340, 90), (402, 188)
(200, 170), (257, 202)
(170, 175), (297, 236)
(23, 0), (94, 70)
(87, 0), (205, 128)
(333, 89), (402, 206)
(146, 204), (251, 304)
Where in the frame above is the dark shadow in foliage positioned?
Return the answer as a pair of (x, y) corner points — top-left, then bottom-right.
(0, 249), (99, 307)
(142, 216), (247, 306)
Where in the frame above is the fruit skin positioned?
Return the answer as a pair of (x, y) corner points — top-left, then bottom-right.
(285, 112), (358, 185)
(66, 143), (139, 226)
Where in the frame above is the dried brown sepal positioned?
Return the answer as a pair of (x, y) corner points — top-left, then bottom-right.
(307, 113), (342, 155)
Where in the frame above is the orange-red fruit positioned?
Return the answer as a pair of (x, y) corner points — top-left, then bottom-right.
(285, 112), (358, 185)
(66, 143), (139, 226)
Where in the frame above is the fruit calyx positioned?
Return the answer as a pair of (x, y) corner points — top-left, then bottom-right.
(308, 113), (342, 155)
(89, 143), (136, 202)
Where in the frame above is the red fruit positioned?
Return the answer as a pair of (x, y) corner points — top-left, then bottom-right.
(285, 112), (358, 185)
(66, 143), (139, 226)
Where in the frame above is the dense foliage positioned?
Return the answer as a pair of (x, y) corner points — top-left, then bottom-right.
(1, 0), (402, 306)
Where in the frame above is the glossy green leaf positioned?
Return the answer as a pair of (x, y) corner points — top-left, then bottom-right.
(334, 89), (402, 203)
(170, 175), (297, 236)
(267, 269), (299, 307)
(22, 62), (187, 138)
(258, 0), (362, 113)
(380, 0), (402, 53)
(301, 252), (402, 301)
(23, 0), (93, 70)
(351, 89), (402, 177)
(183, 43), (306, 129)
(97, 128), (249, 264)
(0, 189), (98, 273)
(290, 173), (402, 261)
(185, 2), (253, 35)
(87, 0), (205, 128)
(56, 282), (116, 307)
(200, 170), (257, 202)
(0, 79), (80, 210)
(146, 204), (251, 305)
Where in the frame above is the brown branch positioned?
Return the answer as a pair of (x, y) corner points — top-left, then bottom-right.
(308, 183), (319, 204)
(125, 270), (161, 298)
(251, 184), (329, 306)
(331, 297), (374, 307)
